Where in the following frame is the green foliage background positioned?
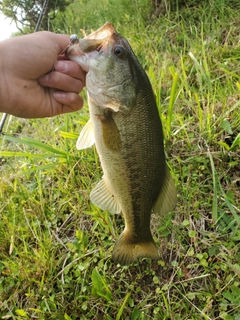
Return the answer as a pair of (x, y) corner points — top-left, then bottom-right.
(0, 0), (240, 319)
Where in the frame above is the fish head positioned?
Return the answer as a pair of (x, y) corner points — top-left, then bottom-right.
(67, 22), (138, 113)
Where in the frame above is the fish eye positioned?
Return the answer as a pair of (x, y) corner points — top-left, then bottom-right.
(114, 46), (125, 57)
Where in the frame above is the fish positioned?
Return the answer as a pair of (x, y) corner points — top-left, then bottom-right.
(67, 22), (177, 265)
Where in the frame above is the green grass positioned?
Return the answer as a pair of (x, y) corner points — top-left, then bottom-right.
(1, 0), (240, 319)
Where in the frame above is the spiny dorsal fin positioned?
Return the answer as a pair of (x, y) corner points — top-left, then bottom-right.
(90, 177), (121, 214)
(153, 165), (177, 215)
(76, 119), (95, 150)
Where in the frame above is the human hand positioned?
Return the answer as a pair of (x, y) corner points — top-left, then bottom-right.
(0, 31), (86, 118)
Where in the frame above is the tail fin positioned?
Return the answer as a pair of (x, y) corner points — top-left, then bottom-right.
(112, 231), (159, 266)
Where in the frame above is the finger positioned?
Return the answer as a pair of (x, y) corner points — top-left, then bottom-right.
(53, 91), (84, 113)
(38, 71), (84, 93)
(54, 60), (86, 84)
(55, 33), (72, 52)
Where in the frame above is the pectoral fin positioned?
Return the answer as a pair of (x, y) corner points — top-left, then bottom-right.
(100, 111), (121, 152)
(153, 166), (177, 215)
(76, 119), (95, 150)
(90, 177), (121, 214)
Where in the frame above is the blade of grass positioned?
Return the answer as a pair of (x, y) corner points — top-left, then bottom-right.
(167, 67), (179, 135)
(208, 144), (240, 229)
(0, 151), (69, 158)
(2, 135), (67, 155)
(207, 147), (218, 222)
(59, 131), (78, 139)
(116, 292), (131, 320)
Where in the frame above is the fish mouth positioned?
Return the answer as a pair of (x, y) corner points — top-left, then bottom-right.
(78, 22), (118, 54)
(67, 22), (116, 55)
(83, 22), (116, 41)
(66, 22), (117, 71)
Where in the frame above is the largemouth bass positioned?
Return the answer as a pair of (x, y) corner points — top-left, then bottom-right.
(67, 22), (177, 265)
